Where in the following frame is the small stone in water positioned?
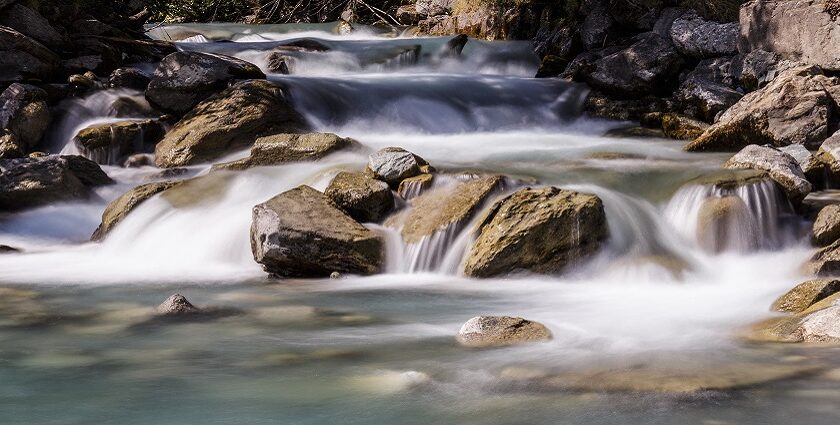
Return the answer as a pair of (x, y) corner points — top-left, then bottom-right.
(156, 294), (199, 315)
(456, 315), (552, 347)
(330, 272), (341, 279)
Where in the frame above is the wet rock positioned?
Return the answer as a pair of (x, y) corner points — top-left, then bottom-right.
(0, 244), (20, 253)
(214, 133), (356, 171)
(696, 196), (751, 253)
(155, 80), (308, 168)
(723, 144), (811, 204)
(669, 11), (737, 59)
(772, 279), (840, 313)
(396, 176), (504, 243)
(108, 67), (151, 90)
(0, 130), (24, 159)
(366, 147), (428, 187)
(68, 71), (100, 90)
(441, 34), (468, 58)
(398, 173), (434, 200)
(325, 172), (394, 223)
(251, 185), (383, 277)
(676, 75), (743, 123)
(156, 294), (200, 315)
(73, 119), (166, 165)
(739, 0), (840, 71)
(685, 67), (837, 152)
(0, 25), (59, 84)
(265, 52), (290, 74)
(604, 126), (666, 139)
(463, 187), (608, 277)
(813, 205), (840, 246)
(584, 92), (675, 121)
(123, 154), (154, 168)
(457, 316), (551, 347)
(92, 181), (181, 241)
(145, 51), (266, 114)
(0, 155), (113, 211)
(0, 83), (50, 152)
(583, 33), (684, 97)
(642, 113), (708, 140)
(805, 239), (840, 276)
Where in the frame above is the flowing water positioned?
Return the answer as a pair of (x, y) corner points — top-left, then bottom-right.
(1, 23), (839, 425)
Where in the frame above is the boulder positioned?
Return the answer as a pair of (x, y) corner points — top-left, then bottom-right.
(250, 185), (383, 277)
(738, 49), (793, 92)
(463, 187), (608, 277)
(793, 299), (840, 342)
(778, 144), (824, 185)
(804, 238), (840, 276)
(325, 172), (394, 223)
(366, 147), (428, 187)
(156, 294), (200, 315)
(0, 25), (59, 84)
(739, 0), (840, 71)
(583, 33), (684, 97)
(676, 75), (743, 122)
(685, 66), (838, 152)
(0, 155), (113, 211)
(145, 51), (266, 114)
(581, 4), (616, 50)
(91, 181), (181, 241)
(723, 144), (811, 204)
(398, 173), (434, 200)
(456, 316), (552, 348)
(641, 113), (708, 140)
(108, 67), (151, 90)
(772, 279), (840, 313)
(0, 4), (66, 50)
(397, 176), (504, 243)
(154, 80), (308, 168)
(214, 133), (356, 171)
(0, 130), (24, 159)
(73, 119), (166, 165)
(669, 11), (738, 59)
(0, 83), (50, 151)
(696, 195), (752, 253)
(816, 130), (840, 181)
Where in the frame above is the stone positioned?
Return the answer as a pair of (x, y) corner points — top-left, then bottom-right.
(724, 144), (811, 204)
(608, 0), (665, 30)
(213, 133), (356, 171)
(696, 195), (752, 253)
(108, 67), (151, 90)
(325, 172), (394, 223)
(156, 294), (200, 315)
(816, 131), (840, 181)
(813, 205), (840, 246)
(398, 173), (434, 200)
(584, 91), (676, 121)
(0, 4), (65, 50)
(685, 66), (838, 152)
(0, 83), (50, 151)
(154, 80), (307, 168)
(145, 51), (266, 114)
(583, 33), (684, 97)
(265, 52), (290, 74)
(669, 11), (738, 58)
(366, 147), (427, 186)
(778, 144), (823, 183)
(676, 75), (743, 122)
(739, 0), (840, 71)
(0, 130), (24, 159)
(73, 119), (166, 165)
(250, 185), (383, 277)
(0, 155), (113, 212)
(772, 279), (840, 313)
(642, 113), (709, 140)
(456, 316), (552, 347)
(416, 0), (453, 17)
(123, 154), (154, 168)
(396, 176), (504, 243)
(463, 187), (608, 278)
(91, 181), (181, 241)
(794, 302), (840, 342)
(581, 5), (616, 50)
(739, 49), (784, 91)
(0, 25), (59, 83)
(805, 239), (840, 276)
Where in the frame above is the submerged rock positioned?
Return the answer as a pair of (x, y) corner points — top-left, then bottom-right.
(772, 279), (840, 313)
(250, 185), (383, 277)
(696, 195), (751, 254)
(91, 181), (181, 241)
(325, 172), (394, 223)
(456, 316), (552, 347)
(145, 51), (266, 114)
(155, 80), (308, 168)
(463, 187), (608, 278)
(0, 155), (113, 211)
(73, 119), (166, 165)
(398, 173), (434, 200)
(366, 147), (427, 187)
(214, 133), (356, 171)
(156, 294), (200, 315)
(813, 205), (840, 246)
(0, 83), (50, 153)
(723, 144), (811, 204)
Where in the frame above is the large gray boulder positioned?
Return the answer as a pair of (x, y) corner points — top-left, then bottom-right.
(250, 185), (383, 277)
(584, 33), (684, 97)
(145, 51), (266, 115)
(463, 187), (608, 278)
(685, 66), (839, 152)
(670, 11), (738, 59)
(0, 25), (59, 84)
(0, 4), (66, 50)
(456, 316), (552, 348)
(73, 119), (166, 165)
(214, 133), (356, 171)
(0, 155), (113, 211)
(723, 144), (811, 204)
(155, 80), (307, 168)
(0, 83), (50, 152)
(739, 0), (840, 71)
(91, 181), (181, 241)
(366, 147), (428, 187)
(325, 172), (394, 223)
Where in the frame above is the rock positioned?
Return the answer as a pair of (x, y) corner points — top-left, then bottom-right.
(396, 5), (422, 24)
(685, 66), (838, 152)
(108, 67), (151, 90)
(123, 154), (154, 168)
(265, 52), (290, 74)
(416, 0), (452, 17)
(584, 91), (676, 121)
(794, 300), (840, 342)
(156, 294), (200, 315)
(0, 155), (113, 212)
(0, 244), (20, 253)
(463, 187), (608, 277)
(534, 55), (568, 78)
(91, 181), (181, 241)
(398, 173), (434, 200)
(154, 80), (307, 168)
(213, 133), (356, 171)
(440, 34), (468, 58)
(739, 49), (784, 91)
(366, 147), (428, 187)
(68, 71), (99, 89)
(642, 113), (708, 140)
(805, 239), (840, 276)
(583, 33), (684, 97)
(723, 144), (811, 204)
(669, 11), (738, 58)
(676, 75), (743, 122)
(696, 195), (752, 253)
(0, 25), (59, 83)
(581, 5), (616, 50)
(397, 176), (504, 243)
(325, 172), (394, 223)
(0, 4), (65, 50)
(145, 51), (266, 115)
(816, 130), (840, 182)
(778, 144), (824, 185)
(73, 119), (166, 165)
(0, 130), (24, 159)
(250, 185), (383, 277)
(772, 279), (840, 313)
(456, 316), (552, 347)
(813, 204), (840, 246)
(0, 83), (50, 151)
(652, 7), (687, 37)
(608, 0), (665, 30)
(739, 0), (840, 71)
